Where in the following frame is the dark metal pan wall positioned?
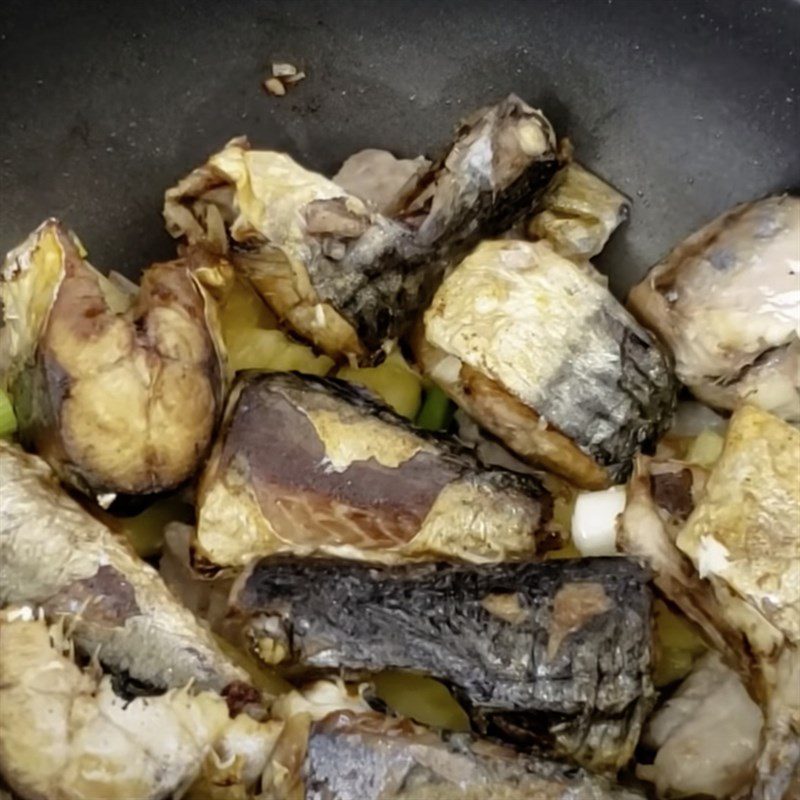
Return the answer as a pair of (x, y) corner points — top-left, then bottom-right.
(1, 0), (797, 295)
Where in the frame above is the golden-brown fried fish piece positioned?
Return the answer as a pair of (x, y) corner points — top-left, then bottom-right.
(0, 442), (248, 695)
(629, 195), (800, 421)
(195, 372), (554, 570)
(676, 405), (800, 656)
(0, 219), (230, 502)
(413, 239), (676, 488)
(163, 96), (560, 365)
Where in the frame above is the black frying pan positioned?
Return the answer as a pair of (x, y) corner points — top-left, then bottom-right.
(0, 0), (798, 297)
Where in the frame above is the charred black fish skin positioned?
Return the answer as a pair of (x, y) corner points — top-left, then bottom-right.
(301, 712), (647, 800)
(196, 372), (553, 568)
(236, 556), (654, 771)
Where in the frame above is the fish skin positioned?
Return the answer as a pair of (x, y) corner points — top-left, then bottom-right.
(1, 219), (229, 500)
(748, 647), (800, 800)
(527, 161), (631, 263)
(195, 371), (554, 569)
(415, 240), (677, 488)
(628, 194), (800, 422)
(235, 556), (654, 772)
(163, 96), (560, 364)
(290, 711), (647, 800)
(535, 304), (676, 479)
(0, 441), (248, 694)
(617, 455), (753, 678)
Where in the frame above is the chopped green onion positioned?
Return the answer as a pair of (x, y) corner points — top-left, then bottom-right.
(0, 390), (18, 438)
(415, 385), (454, 431)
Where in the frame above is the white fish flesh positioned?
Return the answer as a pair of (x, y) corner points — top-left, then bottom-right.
(629, 195), (800, 421)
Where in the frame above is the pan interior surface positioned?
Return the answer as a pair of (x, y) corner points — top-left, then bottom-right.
(0, 0), (797, 295)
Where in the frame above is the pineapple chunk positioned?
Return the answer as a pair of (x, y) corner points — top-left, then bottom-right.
(116, 496), (193, 558)
(337, 351), (422, 419)
(685, 429), (725, 468)
(226, 329), (332, 375)
(221, 278), (276, 331)
(221, 279), (332, 376)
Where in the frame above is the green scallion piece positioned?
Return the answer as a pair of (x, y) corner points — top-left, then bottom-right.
(0, 390), (18, 438)
(415, 385), (454, 431)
